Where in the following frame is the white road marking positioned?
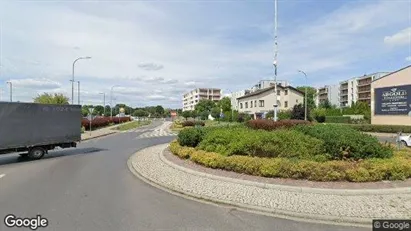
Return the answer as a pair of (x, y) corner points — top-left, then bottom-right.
(0, 174), (5, 179)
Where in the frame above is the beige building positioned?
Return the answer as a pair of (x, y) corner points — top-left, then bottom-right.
(357, 72), (389, 105)
(237, 85), (304, 119)
(371, 65), (411, 125)
(182, 88), (221, 111)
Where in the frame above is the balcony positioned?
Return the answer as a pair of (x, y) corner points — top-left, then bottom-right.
(357, 81), (371, 87)
(340, 91), (348, 96)
(357, 87), (371, 94)
(358, 94), (371, 100)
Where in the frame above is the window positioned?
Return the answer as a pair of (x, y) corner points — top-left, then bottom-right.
(259, 100), (264, 107)
(285, 90), (288, 95)
(277, 90), (281, 95)
(284, 101), (288, 108)
(255, 100), (257, 106)
(245, 102), (248, 108)
(296, 99), (298, 103)
(250, 101), (253, 108)
(240, 103), (243, 109)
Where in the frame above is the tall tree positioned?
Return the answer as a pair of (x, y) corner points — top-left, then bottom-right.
(33, 93), (69, 105)
(217, 97), (232, 112)
(195, 99), (216, 114)
(181, 111), (191, 120)
(319, 99), (332, 109)
(155, 105), (165, 115)
(296, 86), (317, 110)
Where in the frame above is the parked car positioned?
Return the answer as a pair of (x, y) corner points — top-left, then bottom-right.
(399, 134), (411, 147)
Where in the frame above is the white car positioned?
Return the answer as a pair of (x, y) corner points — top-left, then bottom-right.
(399, 135), (411, 147)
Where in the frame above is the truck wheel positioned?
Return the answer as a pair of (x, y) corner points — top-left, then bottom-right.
(28, 147), (46, 160)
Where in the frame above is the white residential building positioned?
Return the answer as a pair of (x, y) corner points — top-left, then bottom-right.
(339, 78), (358, 107)
(237, 84), (304, 119)
(226, 89), (250, 110)
(182, 88), (221, 111)
(250, 80), (289, 92)
(315, 84), (339, 107)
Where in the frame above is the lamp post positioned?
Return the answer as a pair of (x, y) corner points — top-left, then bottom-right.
(77, 81), (81, 105)
(71, 56), (91, 104)
(298, 70), (308, 121)
(273, 0), (279, 121)
(100, 92), (106, 116)
(6, 81), (12, 102)
(110, 85), (120, 118)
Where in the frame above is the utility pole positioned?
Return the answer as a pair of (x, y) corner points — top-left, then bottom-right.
(71, 56), (91, 104)
(100, 92), (106, 116)
(273, 0), (279, 121)
(6, 81), (12, 102)
(298, 70), (308, 121)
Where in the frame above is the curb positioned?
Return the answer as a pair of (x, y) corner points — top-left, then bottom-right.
(128, 144), (376, 228)
(159, 148), (411, 196)
(81, 131), (118, 141)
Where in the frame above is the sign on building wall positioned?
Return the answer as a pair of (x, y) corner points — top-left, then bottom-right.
(374, 85), (411, 115)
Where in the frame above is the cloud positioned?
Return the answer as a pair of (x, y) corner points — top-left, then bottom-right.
(384, 27), (411, 46)
(147, 94), (167, 100)
(138, 62), (164, 71)
(9, 78), (61, 89)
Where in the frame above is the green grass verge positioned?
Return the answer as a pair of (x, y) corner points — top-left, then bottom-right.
(116, 120), (151, 131)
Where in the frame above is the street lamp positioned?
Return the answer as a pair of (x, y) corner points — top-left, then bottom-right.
(110, 85), (120, 118)
(6, 81), (12, 102)
(71, 56), (91, 104)
(298, 70), (308, 121)
(100, 92), (106, 116)
(273, 0), (279, 121)
(77, 81), (81, 105)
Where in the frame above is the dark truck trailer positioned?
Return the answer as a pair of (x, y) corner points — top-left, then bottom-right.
(0, 102), (82, 160)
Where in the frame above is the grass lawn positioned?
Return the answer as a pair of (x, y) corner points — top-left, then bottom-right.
(116, 120), (151, 131)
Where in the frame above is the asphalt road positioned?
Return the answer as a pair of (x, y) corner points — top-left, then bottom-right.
(0, 121), (367, 231)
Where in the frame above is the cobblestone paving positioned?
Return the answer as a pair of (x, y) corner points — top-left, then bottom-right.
(136, 122), (176, 138)
(132, 144), (411, 221)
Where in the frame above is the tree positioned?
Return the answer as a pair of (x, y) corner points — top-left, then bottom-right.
(191, 110), (198, 120)
(195, 99), (216, 114)
(93, 105), (105, 116)
(133, 109), (149, 117)
(291, 104), (307, 120)
(199, 111), (209, 120)
(319, 99), (332, 109)
(211, 107), (221, 120)
(182, 111), (191, 120)
(155, 105), (165, 115)
(296, 86), (317, 110)
(217, 97), (232, 112)
(104, 105), (111, 117)
(33, 93), (69, 105)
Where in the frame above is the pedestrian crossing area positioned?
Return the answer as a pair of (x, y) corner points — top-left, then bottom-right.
(136, 122), (176, 139)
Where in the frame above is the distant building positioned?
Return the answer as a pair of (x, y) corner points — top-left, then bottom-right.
(226, 89), (250, 111)
(315, 85), (339, 107)
(237, 84), (304, 119)
(250, 80), (289, 92)
(182, 88), (221, 111)
(339, 78), (358, 107)
(371, 65), (411, 125)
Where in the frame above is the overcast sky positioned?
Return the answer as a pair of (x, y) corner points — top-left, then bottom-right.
(0, 0), (410, 108)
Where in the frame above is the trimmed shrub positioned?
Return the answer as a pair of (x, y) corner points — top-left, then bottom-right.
(177, 127), (205, 147)
(182, 121), (195, 127)
(347, 124), (411, 133)
(195, 121), (205, 126)
(245, 119), (311, 131)
(197, 127), (325, 159)
(325, 116), (351, 124)
(294, 124), (393, 160)
(170, 141), (411, 182)
(278, 110), (292, 120)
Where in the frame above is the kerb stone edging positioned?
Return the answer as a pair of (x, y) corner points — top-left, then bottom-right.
(159, 148), (411, 196)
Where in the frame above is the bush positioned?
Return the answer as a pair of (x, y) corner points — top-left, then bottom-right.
(245, 119), (311, 131)
(195, 121), (205, 126)
(182, 121), (195, 127)
(291, 104), (308, 120)
(170, 141), (411, 182)
(325, 116), (351, 124)
(237, 113), (252, 123)
(347, 124), (411, 133)
(294, 124), (393, 160)
(177, 128), (205, 147)
(197, 127), (325, 159)
(278, 110), (292, 120)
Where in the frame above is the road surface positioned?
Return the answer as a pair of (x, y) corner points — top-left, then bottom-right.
(0, 121), (366, 231)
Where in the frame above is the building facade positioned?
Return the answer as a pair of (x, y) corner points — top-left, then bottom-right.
(357, 72), (389, 105)
(182, 88), (221, 111)
(315, 84), (339, 107)
(227, 89), (250, 110)
(371, 66), (411, 125)
(237, 85), (304, 119)
(339, 78), (358, 107)
(250, 80), (289, 92)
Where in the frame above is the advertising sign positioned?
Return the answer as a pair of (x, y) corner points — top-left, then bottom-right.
(374, 85), (411, 115)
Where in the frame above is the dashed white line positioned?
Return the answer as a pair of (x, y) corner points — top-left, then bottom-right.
(0, 174), (5, 179)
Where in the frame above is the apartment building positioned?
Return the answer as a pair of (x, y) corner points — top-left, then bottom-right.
(227, 89), (250, 110)
(315, 84), (339, 107)
(250, 80), (289, 92)
(237, 84), (304, 119)
(182, 88), (221, 111)
(357, 72), (389, 105)
(339, 78), (357, 107)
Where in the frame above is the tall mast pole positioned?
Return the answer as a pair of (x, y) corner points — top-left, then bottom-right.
(273, 0), (278, 121)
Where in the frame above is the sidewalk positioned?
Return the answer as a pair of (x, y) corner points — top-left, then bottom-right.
(129, 144), (411, 227)
(81, 124), (121, 141)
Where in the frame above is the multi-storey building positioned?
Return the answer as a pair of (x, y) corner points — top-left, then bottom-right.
(250, 80), (289, 92)
(315, 84), (339, 107)
(237, 84), (304, 119)
(339, 78), (358, 107)
(226, 89), (250, 110)
(357, 72), (389, 105)
(182, 88), (221, 111)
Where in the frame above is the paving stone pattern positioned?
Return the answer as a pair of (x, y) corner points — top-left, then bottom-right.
(132, 144), (411, 222)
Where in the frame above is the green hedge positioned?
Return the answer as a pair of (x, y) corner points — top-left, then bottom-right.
(170, 141), (411, 182)
(347, 124), (411, 133)
(197, 127), (325, 159)
(294, 124), (393, 160)
(325, 116), (351, 124)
